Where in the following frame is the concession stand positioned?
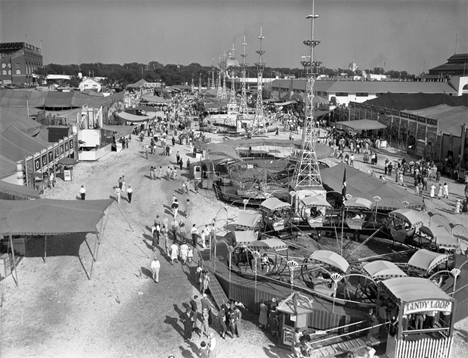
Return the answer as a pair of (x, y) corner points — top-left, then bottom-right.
(380, 277), (455, 358)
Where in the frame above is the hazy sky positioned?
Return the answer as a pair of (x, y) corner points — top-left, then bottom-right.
(1, 0), (467, 75)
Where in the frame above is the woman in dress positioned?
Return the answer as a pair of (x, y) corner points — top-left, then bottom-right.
(180, 242), (189, 264)
(258, 299), (268, 329)
(437, 184), (443, 199)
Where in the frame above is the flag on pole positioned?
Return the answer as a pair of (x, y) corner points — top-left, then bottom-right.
(342, 166), (347, 198)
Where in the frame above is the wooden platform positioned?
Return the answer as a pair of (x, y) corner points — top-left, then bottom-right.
(311, 336), (383, 357)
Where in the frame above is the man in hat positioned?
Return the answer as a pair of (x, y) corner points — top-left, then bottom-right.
(150, 256), (160, 283)
(79, 185), (86, 200)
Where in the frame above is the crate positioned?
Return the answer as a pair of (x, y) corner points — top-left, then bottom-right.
(0, 253), (12, 278)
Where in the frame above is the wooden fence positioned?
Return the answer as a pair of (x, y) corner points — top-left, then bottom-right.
(396, 336), (452, 358)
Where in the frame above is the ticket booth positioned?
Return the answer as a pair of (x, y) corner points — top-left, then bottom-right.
(277, 292), (314, 348)
(379, 277), (455, 358)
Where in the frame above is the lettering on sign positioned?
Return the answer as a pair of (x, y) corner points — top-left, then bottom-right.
(283, 329), (294, 346)
(34, 158), (40, 171)
(403, 300), (452, 315)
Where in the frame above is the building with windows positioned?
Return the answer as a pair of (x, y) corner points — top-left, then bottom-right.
(427, 53), (468, 78)
(0, 42), (43, 84)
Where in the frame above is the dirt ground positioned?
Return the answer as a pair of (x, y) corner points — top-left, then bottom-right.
(1, 126), (467, 358)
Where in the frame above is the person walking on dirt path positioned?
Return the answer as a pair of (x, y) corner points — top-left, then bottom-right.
(172, 137), (176, 146)
(190, 295), (199, 331)
(179, 159), (183, 171)
(182, 306), (194, 341)
(191, 224), (199, 247)
(127, 186), (133, 203)
(176, 151), (180, 164)
(199, 309), (210, 338)
(150, 166), (155, 180)
(170, 218), (179, 240)
(172, 199), (179, 218)
(162, 225), (169, 255)
(115, 186), (121, 203)
(186, 199), (191, 218)
(430, 183), (436, 199)
(150, 256), (160, 282)
(443, 182), (449, 199)
(208, 333), (217, 357)
(437, 184), (443, 199)
(218, 306), (227, 339)
(182, 181), (188, 195)
(180, 242), (189, 264)
(170, 242), (179, 264)
(78, 185), (86, 200)
(121, 176), (126, 192)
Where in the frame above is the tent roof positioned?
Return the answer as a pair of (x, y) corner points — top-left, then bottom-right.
(0, 181), (40, 199)
(309, 250), (350, 273)
(116, 111), (151, 123)
(277, 291), (314, 315)
(260, 198), (291, 211)
(301, 195), (332, 208)
(363, 260), (407, 280)
(0, 126), (49, 163)
(344, 197), (373, 209)
(249, 238), (287, 250)
(365, 93), (468, 111)
(390, 208), (427, 225)
(381, 277), (452, 304)
(0, 106), (42, 135)
(234, 211), (262, 228)
(233, 230), (257, 244)
(0, 155), (17, 179)
(141, 95), (168, 103)
(336, 119), (387, 131)
(408, 249), (449, 273)
(0, 199), (112, 235)
(420, 225), (459, 249)
(321, 164), (424, 210)
(126, 79), (148, 88)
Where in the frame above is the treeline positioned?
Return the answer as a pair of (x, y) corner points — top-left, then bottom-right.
(34, 62), (416, 88)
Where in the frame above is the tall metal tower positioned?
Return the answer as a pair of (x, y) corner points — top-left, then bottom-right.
(211, 58), (215, 89)
(221, 52), (228, 100)
(216, 55), (223, 99)
(191, 74), (194, 93)
(227, 44), (238, 114)
(239, 35), (249, 118)
(252, 27), (267, 136)
(291, 0), (323, 190)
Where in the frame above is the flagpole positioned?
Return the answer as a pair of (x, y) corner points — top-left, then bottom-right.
(341, 165), (347, 256)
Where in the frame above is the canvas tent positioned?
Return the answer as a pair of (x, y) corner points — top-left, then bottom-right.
(0, 181), (40, 200)
(320, 164), (424, 210)
(116, 111), (153, 123)
(0, 199), (113, 285)
(126, 79), (148, 88)
(336, 119), (387, 132)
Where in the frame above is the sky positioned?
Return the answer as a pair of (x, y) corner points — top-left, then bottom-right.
(1, 0), (467, 75)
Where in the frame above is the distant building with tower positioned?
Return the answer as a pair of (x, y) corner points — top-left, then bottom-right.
(0, 42), (43, 85)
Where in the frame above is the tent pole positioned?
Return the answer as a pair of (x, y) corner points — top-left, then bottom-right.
(90, 233), (99, 279)
(9, 234), (19, 287)
(90, 208), (110, 279)
(44, 235), (47, 263)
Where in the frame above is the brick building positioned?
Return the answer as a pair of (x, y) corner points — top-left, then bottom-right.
(0, 42), (43, 85)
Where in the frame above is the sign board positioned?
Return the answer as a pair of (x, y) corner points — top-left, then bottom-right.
(64, 169), (72, 181)
(403, 300), (452, 315)
(282, 328), (294, 347)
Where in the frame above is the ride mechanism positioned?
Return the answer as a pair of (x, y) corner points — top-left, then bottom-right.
(252, 27), (267, 136)
(227, 44), (238, 114)
(239, 35), (249, 119)
(291, 1), (323, 190)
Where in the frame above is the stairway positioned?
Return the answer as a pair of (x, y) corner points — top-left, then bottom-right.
(205, 264), (229, 310)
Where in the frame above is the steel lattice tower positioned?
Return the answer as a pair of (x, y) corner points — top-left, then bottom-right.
(227, 44), (238, 114)
(239, 36), (249, 118)
(191, 74), (194, 93)
(221, 52), (228, 100)
(291, 0), (323, 189)
(216, 56), (223, 99)
(252, 27), (267, 136)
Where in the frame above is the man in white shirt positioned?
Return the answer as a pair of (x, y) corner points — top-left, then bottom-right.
(191, 224), (199, 247)
(79, 185), (86, 200)
(150, 256), (161, 283)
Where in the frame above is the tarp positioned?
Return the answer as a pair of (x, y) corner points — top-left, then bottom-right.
(126, 79), (148, 88)
(0, 181), (40, 199)
(234, 211), (262, 228)
(0, 126), (49, 163)
(0, 199), (112, 235)
(233, 230), (257, 244)
(249, 238), (287, 250)
(390, 209), (427, 226)
(309, 250), (350, 273)
(336, 119), (387, 131)
(363, 261), (407, 280)
(116, 111), (151, 123)
(381, 277), (452, 304)
(408, 249), (449, 273)
(259, 198), (291, 211)
(344, 197), (373, 210)
(301, 195), (332, 207)
(419, 225), (459, 249)
(321, 164), (424, 210)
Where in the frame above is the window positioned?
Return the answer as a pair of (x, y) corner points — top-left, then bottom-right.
(1, 63), (5, 68)
(8, 70), (11, 75)
(356, 93), (368, 97)
(336, 92), (348, 97)
(16, 69), (21, 75)
(2, 70), (6, 75)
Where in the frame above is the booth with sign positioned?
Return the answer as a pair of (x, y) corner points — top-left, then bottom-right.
(379, 277), (455, 358)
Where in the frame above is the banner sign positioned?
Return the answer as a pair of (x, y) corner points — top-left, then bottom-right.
(34, 158), (41, 172)
(427, 118), (438, 126)
(404, 300), (452, 315)
(417, 116), (426, 123)
(31, 134), (77, 174)
(400, 112), (409, 119)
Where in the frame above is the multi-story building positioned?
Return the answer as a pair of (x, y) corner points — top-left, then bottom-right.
(0, 42), (43, 84)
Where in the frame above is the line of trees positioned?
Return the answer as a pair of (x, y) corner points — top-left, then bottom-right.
(34, 61), (416, 88)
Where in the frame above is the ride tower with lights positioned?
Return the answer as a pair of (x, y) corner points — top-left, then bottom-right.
(252, 28), (267, 136)
(221, 52), (228, 100)
(216, 56), (223, 99)
(291, 0), (323, 190)
(239, 36), (249, 119)
(227, 44), (238, 114)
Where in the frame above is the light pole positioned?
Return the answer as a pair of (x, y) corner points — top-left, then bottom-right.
(287, 260), (299, 292)
(373, 195), (381, 224)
